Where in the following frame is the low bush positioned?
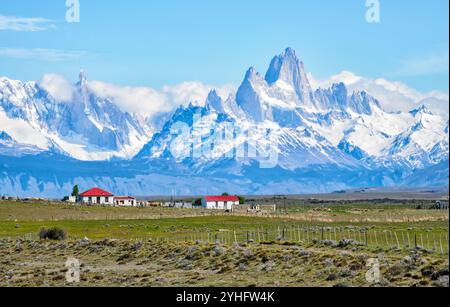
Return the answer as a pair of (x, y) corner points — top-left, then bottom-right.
(38, 227), (67, 241)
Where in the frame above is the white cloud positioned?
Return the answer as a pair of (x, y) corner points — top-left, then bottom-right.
(310, 71), (449, 117)
(40, 74), (75, 102)
(162, 82), (236, 107)
(87, 80), (235, 117)
(87, 81), (169, 115)
(37, 73), (235, 118)
(0, 15), (55, 31)
(0, 48), (87, 62)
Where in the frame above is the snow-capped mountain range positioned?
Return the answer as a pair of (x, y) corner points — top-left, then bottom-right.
(0, 70), (152, 160)
(0, 48), (448, 197)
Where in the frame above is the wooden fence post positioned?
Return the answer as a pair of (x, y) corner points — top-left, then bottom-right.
(394, 231), (400, 249)
(401, 231), (405, 249)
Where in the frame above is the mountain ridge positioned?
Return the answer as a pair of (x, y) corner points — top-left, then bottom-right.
(0, 47), (448, 197)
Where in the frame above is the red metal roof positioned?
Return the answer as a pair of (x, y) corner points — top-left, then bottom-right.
(204, 195), (239, 202)
(80, 188), (114, 197)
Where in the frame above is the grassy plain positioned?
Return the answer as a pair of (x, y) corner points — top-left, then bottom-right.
(0, 200), (448, 287)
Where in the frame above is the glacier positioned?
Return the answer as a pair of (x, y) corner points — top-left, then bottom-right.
(0, 47), (448, 198)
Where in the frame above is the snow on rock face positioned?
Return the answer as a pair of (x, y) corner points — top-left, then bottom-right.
(384, 107), (449, 168)
(236, 49), (384, 128)
(138, 47), (448, 178)
(0, 72), (153, 160)
(265, 48), (314, 106)
(0, 130), (44, 157)
(236, 67), (266, 121)
(205, 90), (224, 114)
(0, 131), (13, 143)
(0, 48), (449, 197)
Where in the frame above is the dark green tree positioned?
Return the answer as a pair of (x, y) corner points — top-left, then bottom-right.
(71, 185), (79, 197)
(238, 196), (246, 205)
(222, 192), (229, 196)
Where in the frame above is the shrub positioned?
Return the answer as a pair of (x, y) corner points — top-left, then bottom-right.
(238, 196), (246, 205)
(39, 227), (67, 241)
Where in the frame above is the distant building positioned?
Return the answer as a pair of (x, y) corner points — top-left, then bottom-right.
(67, 196), (77, 203)
(433, 201), (449, 210)
(174, 202), (193, 209)
(79, 188), (114, 205)
(114, 196), (137, 207)
(202, 195), (240, 211)
(183, 202), (193, 209)
(234, 204), (277, 215)
(148, 201), (162, 207)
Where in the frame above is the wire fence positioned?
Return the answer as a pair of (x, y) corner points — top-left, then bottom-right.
(12, 224), (449, 256)
(162, 225), (449, 255)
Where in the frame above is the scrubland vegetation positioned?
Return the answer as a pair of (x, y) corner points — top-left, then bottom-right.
(0, 200), (448, 287)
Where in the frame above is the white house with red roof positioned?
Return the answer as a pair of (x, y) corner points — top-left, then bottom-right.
(79, 187), (114, 205)
(202, 195), (240, 211)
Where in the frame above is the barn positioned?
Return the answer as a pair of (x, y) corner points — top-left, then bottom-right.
(202, 195), (240, 211)
(79, 188), (114, 205)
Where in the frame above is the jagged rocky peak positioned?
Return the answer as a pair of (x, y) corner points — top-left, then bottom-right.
(236, 67), (265, 122)
(205, 89), (224, 113)
(265, 47), (313, 101)
(348, 90), (381, 115)
(314, 82), (348, 111)
(243, 66), (262, 83)
(0, 131), (14, 143)
(331, 82), (348, 100)
(410, 104), (433, 117)
(79, 69), (88, 86)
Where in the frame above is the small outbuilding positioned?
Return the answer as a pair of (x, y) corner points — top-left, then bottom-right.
(114, 196), (137, 207)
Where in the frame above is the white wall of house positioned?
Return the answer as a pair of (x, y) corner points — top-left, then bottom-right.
(202, 200), (238, 210)
(81, 196), (114, 205)
(114, 199), (137, 207)
(67, 196), (77, 203)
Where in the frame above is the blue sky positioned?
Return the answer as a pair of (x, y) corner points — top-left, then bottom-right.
(0, 0), (448, 93)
